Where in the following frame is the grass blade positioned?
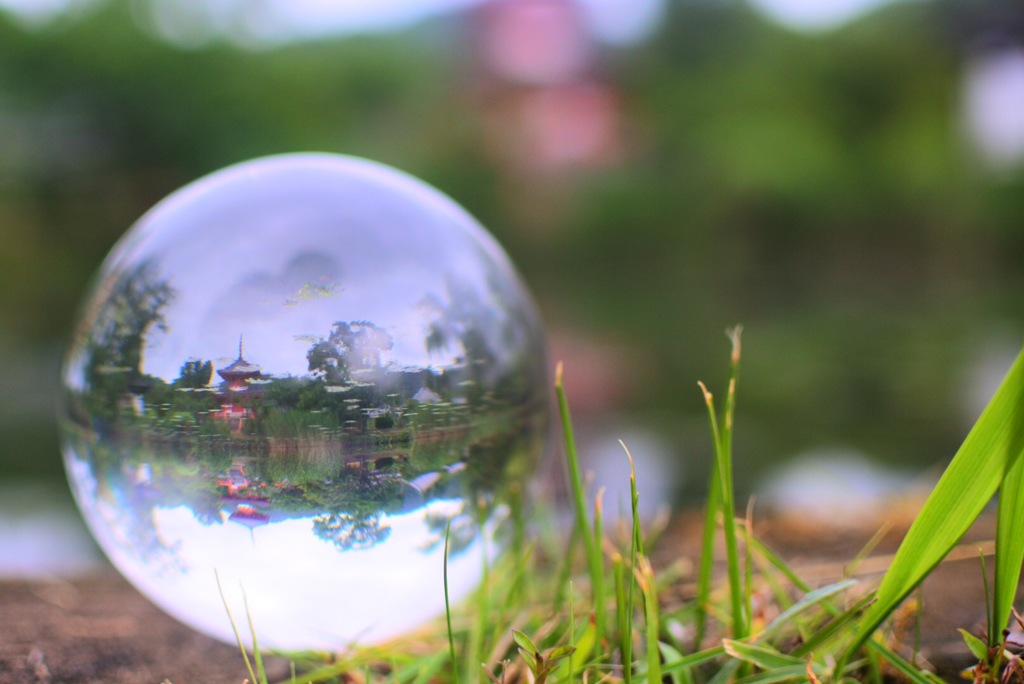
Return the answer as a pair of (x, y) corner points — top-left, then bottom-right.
(698, 381), (745, 638)
(743, 500), (754, 640)
(844, 346), (1024, 664)
(759, 579), (857, 641)
(215, 569), (257, 684)
(468, 518), (490, 684)
(553, 519), (581, 612)
(444, 521), (461, 684)
(568, 582), (576, 684)
(792, 592), (876, 657)
(658, 643), (695, 684)
(733, 664), (817, 684)
(695, 454), (721, 649)
(706, 658), (741, 684)
(593, 487), (606, 647)
(622, 440), (645, 560)
(743, 535), (811, 594)
(722, 640), (809, 671)
(555, 362), (605, 640)
(981, 551), (993, 647)
(613, 552), (633, 684)
(241, 589), (267, 684)
(553, 610), (597, 683)
(865, 640), (946, 684)
(623, 439), (642, 682)
(697, 325), (747, 640)
(660, 645), (726, 673)
(995, 436), (1024, 644)
(637, 556), (662, 684)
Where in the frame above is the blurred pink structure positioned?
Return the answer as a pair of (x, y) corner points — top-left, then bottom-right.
(471, 0), (624, 176)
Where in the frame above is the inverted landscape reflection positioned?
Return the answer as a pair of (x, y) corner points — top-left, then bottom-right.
(60, 154), (547, 650)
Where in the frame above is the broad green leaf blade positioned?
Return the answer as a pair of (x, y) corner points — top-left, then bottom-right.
(547, 645), (576, 663)
(958, 628), (989, 662)
(995, 439), (1024, 642)
(517, 647), (538, 671)
(845, 346), (1024, 661)
(512, 629), (537, 656)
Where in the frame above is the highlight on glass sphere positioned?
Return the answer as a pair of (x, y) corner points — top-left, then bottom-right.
(59, 153), (548, 651)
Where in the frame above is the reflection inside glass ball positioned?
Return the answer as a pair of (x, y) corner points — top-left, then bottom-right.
(60, 154), (547, 651)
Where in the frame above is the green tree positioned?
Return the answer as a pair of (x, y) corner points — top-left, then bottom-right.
(312, 511), (392, 552)
(306, 320), (393, 383)
(81, 261), (175, 418)
(174, 358), (213, 388)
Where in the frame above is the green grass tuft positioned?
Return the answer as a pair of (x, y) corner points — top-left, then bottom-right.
(229, 337), (1024, 683)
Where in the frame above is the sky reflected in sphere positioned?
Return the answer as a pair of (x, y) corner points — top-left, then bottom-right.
(59, 154), (548, 650)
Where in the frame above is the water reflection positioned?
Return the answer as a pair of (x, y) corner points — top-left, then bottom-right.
(63, 437), (498, 650)
(60, 154), (547, 649)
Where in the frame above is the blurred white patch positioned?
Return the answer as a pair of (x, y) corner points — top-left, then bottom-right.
(757, 448), (916, 526)
(963, 48), (1024, 169)
(0, 0), (662, 45)
(577, 421), (677, 523)
(264, 0), (662, 45)
(0, 0), (96, 26)
(958, 332), (1022, 423)
(0, 481), (101, 578)
(748, 0), (900, 32)
(578, 0), (663, 45)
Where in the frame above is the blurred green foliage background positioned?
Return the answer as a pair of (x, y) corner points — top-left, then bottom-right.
(3, 0), (1024, 500)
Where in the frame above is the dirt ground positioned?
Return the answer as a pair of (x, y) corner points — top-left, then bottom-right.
(0, 571), (295, 684)
(0, 511), (1001, 683)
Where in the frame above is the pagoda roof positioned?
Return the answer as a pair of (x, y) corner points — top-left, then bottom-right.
(220, 357), (261, 375)
(218, 335), (262, 376)
(229, 504), (270, 527)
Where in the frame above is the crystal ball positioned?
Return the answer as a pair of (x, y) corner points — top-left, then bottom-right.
(60, 154), (547, 651)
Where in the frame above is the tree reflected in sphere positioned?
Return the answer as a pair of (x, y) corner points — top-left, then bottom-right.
(59, 154), (548, 651)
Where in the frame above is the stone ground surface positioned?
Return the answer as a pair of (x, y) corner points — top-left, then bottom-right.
(0, 511), (1003, 683)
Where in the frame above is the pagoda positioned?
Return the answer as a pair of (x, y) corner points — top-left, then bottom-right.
(212, 336), (263, 430)
(218, 336), (262, 390)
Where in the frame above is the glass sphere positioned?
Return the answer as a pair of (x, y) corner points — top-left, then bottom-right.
(60, 154), (547, 651)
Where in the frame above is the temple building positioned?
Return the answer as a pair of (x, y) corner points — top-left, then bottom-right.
(217, 336), (262, 390)
(470, 0), (624, 176)
(466, 0), (626, 235)
(211, 336), (263, 431)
